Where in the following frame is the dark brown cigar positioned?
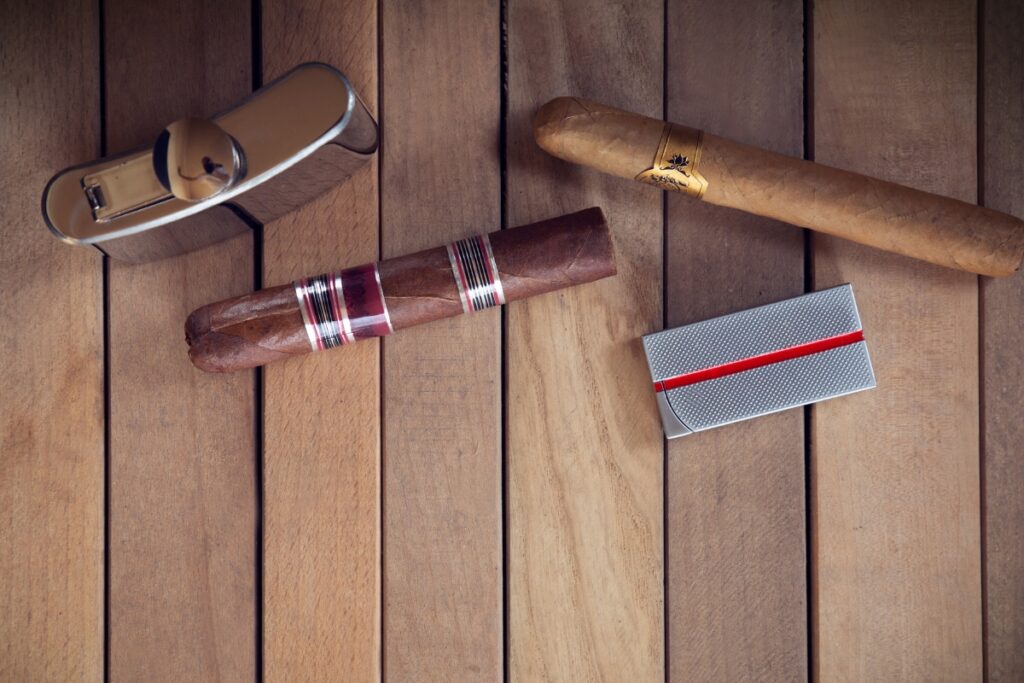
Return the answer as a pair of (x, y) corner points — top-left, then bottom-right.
(186, 207), (616, 372)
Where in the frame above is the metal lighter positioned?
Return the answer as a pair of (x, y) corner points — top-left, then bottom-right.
(42, 63), (377, 262)
(642, 284), (876, 437)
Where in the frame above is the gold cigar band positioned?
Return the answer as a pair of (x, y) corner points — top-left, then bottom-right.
(635, 123), (708, 199)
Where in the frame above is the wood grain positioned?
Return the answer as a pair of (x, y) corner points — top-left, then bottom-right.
(507, 1), (664, 679)
(811, 0), (982, 679)
(981, 0), (1024, 678)
(103, 1), (257, 680)
(380, 1), (502, 680)
(260, 1), (381, 679)
(664, 1), (807, 680)
(0, 1), (104, 680)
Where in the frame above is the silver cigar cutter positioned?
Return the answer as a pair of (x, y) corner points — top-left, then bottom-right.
(643, 285), (876, 438)
(43, 63), (377, 262)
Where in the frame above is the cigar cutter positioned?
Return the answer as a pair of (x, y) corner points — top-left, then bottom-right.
(642, 284), (875, 438)
(43, 62), (377, 262)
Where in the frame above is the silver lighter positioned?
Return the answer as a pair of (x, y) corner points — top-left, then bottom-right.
(643, 285), (876, 438)
(43, 63), (377, 262)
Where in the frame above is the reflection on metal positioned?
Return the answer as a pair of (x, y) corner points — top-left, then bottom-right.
(155, 118), (246, 203)
(43, 62), (378, 262)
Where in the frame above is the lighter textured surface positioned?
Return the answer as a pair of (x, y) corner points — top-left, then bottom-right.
(665, 343), (875, 432)
(644, 285), (862, 380)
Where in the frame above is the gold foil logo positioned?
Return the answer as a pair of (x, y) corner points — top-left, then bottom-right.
(635, 123), (708, 199)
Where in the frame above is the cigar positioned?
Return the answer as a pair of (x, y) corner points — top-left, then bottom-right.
(534, 97), (1024, 277)
(186, 207), (616, 372)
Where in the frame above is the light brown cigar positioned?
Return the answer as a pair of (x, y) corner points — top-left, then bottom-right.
(534, 97), (1024, 277)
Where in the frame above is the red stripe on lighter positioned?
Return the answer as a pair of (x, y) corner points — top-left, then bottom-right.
(654, 329), (866, 393)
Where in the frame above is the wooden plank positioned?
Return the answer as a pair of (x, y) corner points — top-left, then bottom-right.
(0, 2), (104, 680)
(506, 1), (664, 679)
(103, 2), (256, 681)
(811, 0), (982, 679)
(664, 1), (807, 680)
(380, 1), (502, 680)
(981, 0), (1024, 678)
(259, 1), (380, 679)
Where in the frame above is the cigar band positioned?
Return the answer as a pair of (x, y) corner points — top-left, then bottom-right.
(294, 262), (393, 352)
(447, 234), (506, 314)
(635, 123), (708, 199)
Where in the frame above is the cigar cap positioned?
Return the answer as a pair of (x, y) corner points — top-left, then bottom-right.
(533, 97), (666, 181)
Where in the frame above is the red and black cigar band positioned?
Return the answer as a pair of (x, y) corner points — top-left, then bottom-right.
(447, 234), (506, 314)
(294, 263), (393, 352)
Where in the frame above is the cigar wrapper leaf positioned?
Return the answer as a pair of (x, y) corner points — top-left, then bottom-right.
(534, 97), (1024, 277)
(186, 207), (616, 372)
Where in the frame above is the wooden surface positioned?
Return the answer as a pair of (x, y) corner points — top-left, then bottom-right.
(380, 1), (503, 680)
(2, 0), (1023, 680)
(982, 0), (1024, 679)
(812, 0), (983, 679)
(0, 2), (103, 681)
(665, 1), (807, 680)
(103, 1), (257, 681)
(260, 0), (381, 680)
(507, 0), (665, 679)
